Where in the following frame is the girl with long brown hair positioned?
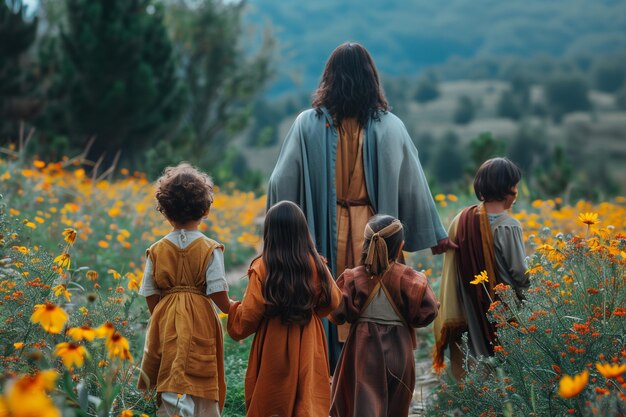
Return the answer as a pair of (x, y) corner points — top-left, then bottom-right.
(227, 201), (341, 417)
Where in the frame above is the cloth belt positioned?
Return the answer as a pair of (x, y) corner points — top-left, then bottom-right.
(162, 286), (206, 297)
(336, 198), (372, 271)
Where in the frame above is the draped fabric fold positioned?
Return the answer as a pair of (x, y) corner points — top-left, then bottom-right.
(433, 204), (499, 371)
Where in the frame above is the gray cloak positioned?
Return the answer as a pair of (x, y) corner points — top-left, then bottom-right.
(267, 107), (446, 276)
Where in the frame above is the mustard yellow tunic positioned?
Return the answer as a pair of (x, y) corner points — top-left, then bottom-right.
(335, 118), (375, 341)
(138, 237), (226, 408)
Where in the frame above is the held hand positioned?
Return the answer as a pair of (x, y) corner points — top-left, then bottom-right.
(430, 237), (459, 255)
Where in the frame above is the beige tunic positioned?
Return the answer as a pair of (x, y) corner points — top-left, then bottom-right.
(335, 118), (375, 340)
(138, 237), (226, 408)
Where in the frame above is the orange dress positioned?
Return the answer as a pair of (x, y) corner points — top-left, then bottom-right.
(227, 257), (342, 417)
(138, 237), (226, 408)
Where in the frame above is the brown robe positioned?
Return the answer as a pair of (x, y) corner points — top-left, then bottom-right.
(138, 237), (226, 407)
(329, 264), (439, 417)
(227, 257), (342, 417)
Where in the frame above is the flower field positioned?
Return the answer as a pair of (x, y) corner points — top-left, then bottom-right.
(1, 156), (625, 416)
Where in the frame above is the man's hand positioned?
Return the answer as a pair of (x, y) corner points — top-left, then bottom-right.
(430, 237), (459, 255)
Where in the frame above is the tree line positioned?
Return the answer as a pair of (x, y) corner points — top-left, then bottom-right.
(0, 0), (273, 181)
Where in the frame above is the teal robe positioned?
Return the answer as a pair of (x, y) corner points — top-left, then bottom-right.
(267, 107), (447, 277)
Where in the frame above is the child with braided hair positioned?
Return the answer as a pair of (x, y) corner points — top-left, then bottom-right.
(329, 214), (439, 417)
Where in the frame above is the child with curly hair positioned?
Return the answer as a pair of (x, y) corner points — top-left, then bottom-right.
(138, 162), (234, 417)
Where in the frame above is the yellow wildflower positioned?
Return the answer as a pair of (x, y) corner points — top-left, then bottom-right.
(62, 228), (77, 245)
(95, 322), (116, 338)
(53, 253), (71, 269)
(67, 326), (96, 342)
(120, 410), (134, 417)
(98, 241), (109, 248)
(470, 270), (489, 285)
(558, 370), (588, 398)
(3, 371), (61, 417)
(86, 270), (99, 281)
(13, 342), (24, 350)
(52, 284), (72, 302)
(106, 332), (133, 362)
(31, 303), (68, 334)
(54, 342), (88, 369)
(578, 212), (599, 226)
(595, 362), (626, 379)
(108, 269), (121, 280)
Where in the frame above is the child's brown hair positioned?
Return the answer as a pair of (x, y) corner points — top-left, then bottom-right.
(155, 163), (214, 223)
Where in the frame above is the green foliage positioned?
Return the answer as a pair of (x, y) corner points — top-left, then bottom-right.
(52, 0), (187, 161)
(453, 95), (475, 125)
(415, 73), (440, 103)
(506, 124), (548, 173)
(430, 131), (466, 187)
(167, 0), (273, 165)
(468, 132), (505, 175)
(543, 75), (591, 122)
(534, 146), (573, 200)
(497, 77), (530, 121)
(616, 85), (626, 110)
(592, 58), (626, 93)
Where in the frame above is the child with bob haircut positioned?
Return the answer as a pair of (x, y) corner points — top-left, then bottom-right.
(138, 162), (233, 417)
(434, 157), (530, 380)
(227, 200), (342, 417)
(330, 214), (439, 417)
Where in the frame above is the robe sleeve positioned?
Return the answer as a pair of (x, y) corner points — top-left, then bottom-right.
(315, 266), (342, 317)
(266, 114), (305, 210)
(365, 113), (447, 252)
(493, 223), (530, 297)
(401, 273), (439, 328)
(329, 270), (362, 325)
(227, 268), (266, 341)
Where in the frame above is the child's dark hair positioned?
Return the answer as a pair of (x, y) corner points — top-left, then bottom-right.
(155, 163), (214, 223)
(473, 157), (522, 202)
(360, 214), (404, 276)
(262, 201), (331, 325)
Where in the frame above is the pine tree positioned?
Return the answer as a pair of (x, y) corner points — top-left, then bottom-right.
(0, 0), (39, 134)
(57, 0), (187, 161)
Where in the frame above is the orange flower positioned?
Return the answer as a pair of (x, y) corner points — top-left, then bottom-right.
(31, 303), (68, 334)
(86, 270), (99, 281)
(595, 362), (626, 379)
(558, 370), (588, 398)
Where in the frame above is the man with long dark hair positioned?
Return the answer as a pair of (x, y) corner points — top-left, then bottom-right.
(267, 42), (455, 369)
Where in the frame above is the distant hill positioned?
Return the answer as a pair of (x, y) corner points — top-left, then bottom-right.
(243, 0), (626, 95)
